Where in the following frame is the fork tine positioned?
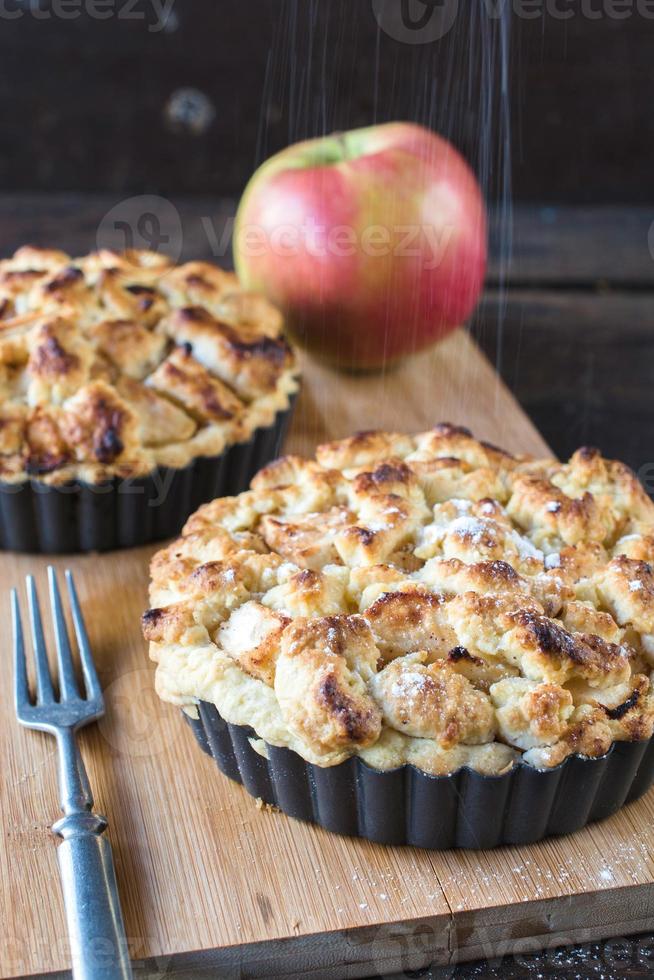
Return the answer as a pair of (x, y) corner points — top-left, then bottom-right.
(48, 566), (79, 701)
(65, 570), (102, 704)
(26, 575), (55, 703)
(12, 588), (30, 715)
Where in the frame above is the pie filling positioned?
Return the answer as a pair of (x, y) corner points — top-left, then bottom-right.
(0, 247), (298, 486)
(143, 424), (654, 774)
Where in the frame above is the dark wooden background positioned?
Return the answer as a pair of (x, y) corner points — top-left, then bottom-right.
(1, 0), (653, 203)
(1, 1), (653, 482)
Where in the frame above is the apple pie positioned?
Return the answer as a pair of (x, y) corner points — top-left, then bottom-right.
(144, 424), (654, 776)
(0, 246), (298, 486)
(0, 246), (298, 552)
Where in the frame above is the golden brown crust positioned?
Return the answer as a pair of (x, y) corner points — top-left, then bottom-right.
(27, 316), (95, 406)
(146, 346), (245, 429)
(362, 589), (456, 662)
(57, 380), (144, 469)
(162, 305), (295, 401)
(372, 654), (495, 747)
(87, 319), (168, 380)
(275, 617), (383, 754)
(145, 425), (654, 773)
(491, 678), (574, 750)
(507, 475), (616, 547)
(0, 403), (26, 456)
(116, 377), (197, 447)
(597, 555), (654, 634)
(217, 601), (290, 686)
(24, 405), (70, 475)
(0, 247), (298, 485)
(260, 506), (355, 570)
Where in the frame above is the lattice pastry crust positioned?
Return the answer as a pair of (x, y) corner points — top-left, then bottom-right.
(0, 247), (298, 484)
(144, 424), (654, 774)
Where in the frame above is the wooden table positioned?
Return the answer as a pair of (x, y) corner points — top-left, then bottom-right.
(1, 197), (654, 980)
(3, 330), (654, 980)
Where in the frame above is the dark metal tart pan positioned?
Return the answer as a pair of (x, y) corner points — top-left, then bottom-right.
(184, 699), (654, 849)
(0, 395), (296, 554)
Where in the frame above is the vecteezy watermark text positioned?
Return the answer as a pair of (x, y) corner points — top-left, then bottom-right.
(97, 194), (184, 259)
(496, 0), (654, 20)
(234, 218), (455, 270)
(373, 0), (654, 44)
(0, 0), (176, 32)
(97, 194), (457, 272)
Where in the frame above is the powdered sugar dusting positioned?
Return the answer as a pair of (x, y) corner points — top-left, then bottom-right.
(325, 625), (340, 653)
(510, 530), (544, 561)
(447, 515), (495, 544)
(391, 670), (429, 702)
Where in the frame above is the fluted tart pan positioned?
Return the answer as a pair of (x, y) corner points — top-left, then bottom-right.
(0, 397), (295, 553)
(184, 700), (654, 850)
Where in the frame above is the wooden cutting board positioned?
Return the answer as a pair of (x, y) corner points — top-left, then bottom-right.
(3, 330), (654, 980)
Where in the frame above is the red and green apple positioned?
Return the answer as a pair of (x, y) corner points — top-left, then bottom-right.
(233, 122), (487, 370)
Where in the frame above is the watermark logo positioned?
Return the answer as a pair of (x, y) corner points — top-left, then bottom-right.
(98, 193), (457, 272)
(372, 0), (459, 43)
(353, 926), (654, 979)
(96, 194), (183, 260)
(639, 460), (654, 496)
(0, 0), (176, 32)
(98, 667), (183, 759)
(374, 0), (654, 42)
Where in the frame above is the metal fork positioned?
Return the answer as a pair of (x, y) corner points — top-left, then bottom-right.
(12, 566), (132, 980)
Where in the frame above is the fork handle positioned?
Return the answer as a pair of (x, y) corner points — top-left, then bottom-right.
(55, 830), (133, 980)
(53, 729), (132, 980)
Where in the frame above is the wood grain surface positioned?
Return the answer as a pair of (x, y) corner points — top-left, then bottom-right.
(1, 6), (653, 207)
(3, 331), (653, 980)
(3, 193), (651, 287)
(474, 289), (654, 481)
